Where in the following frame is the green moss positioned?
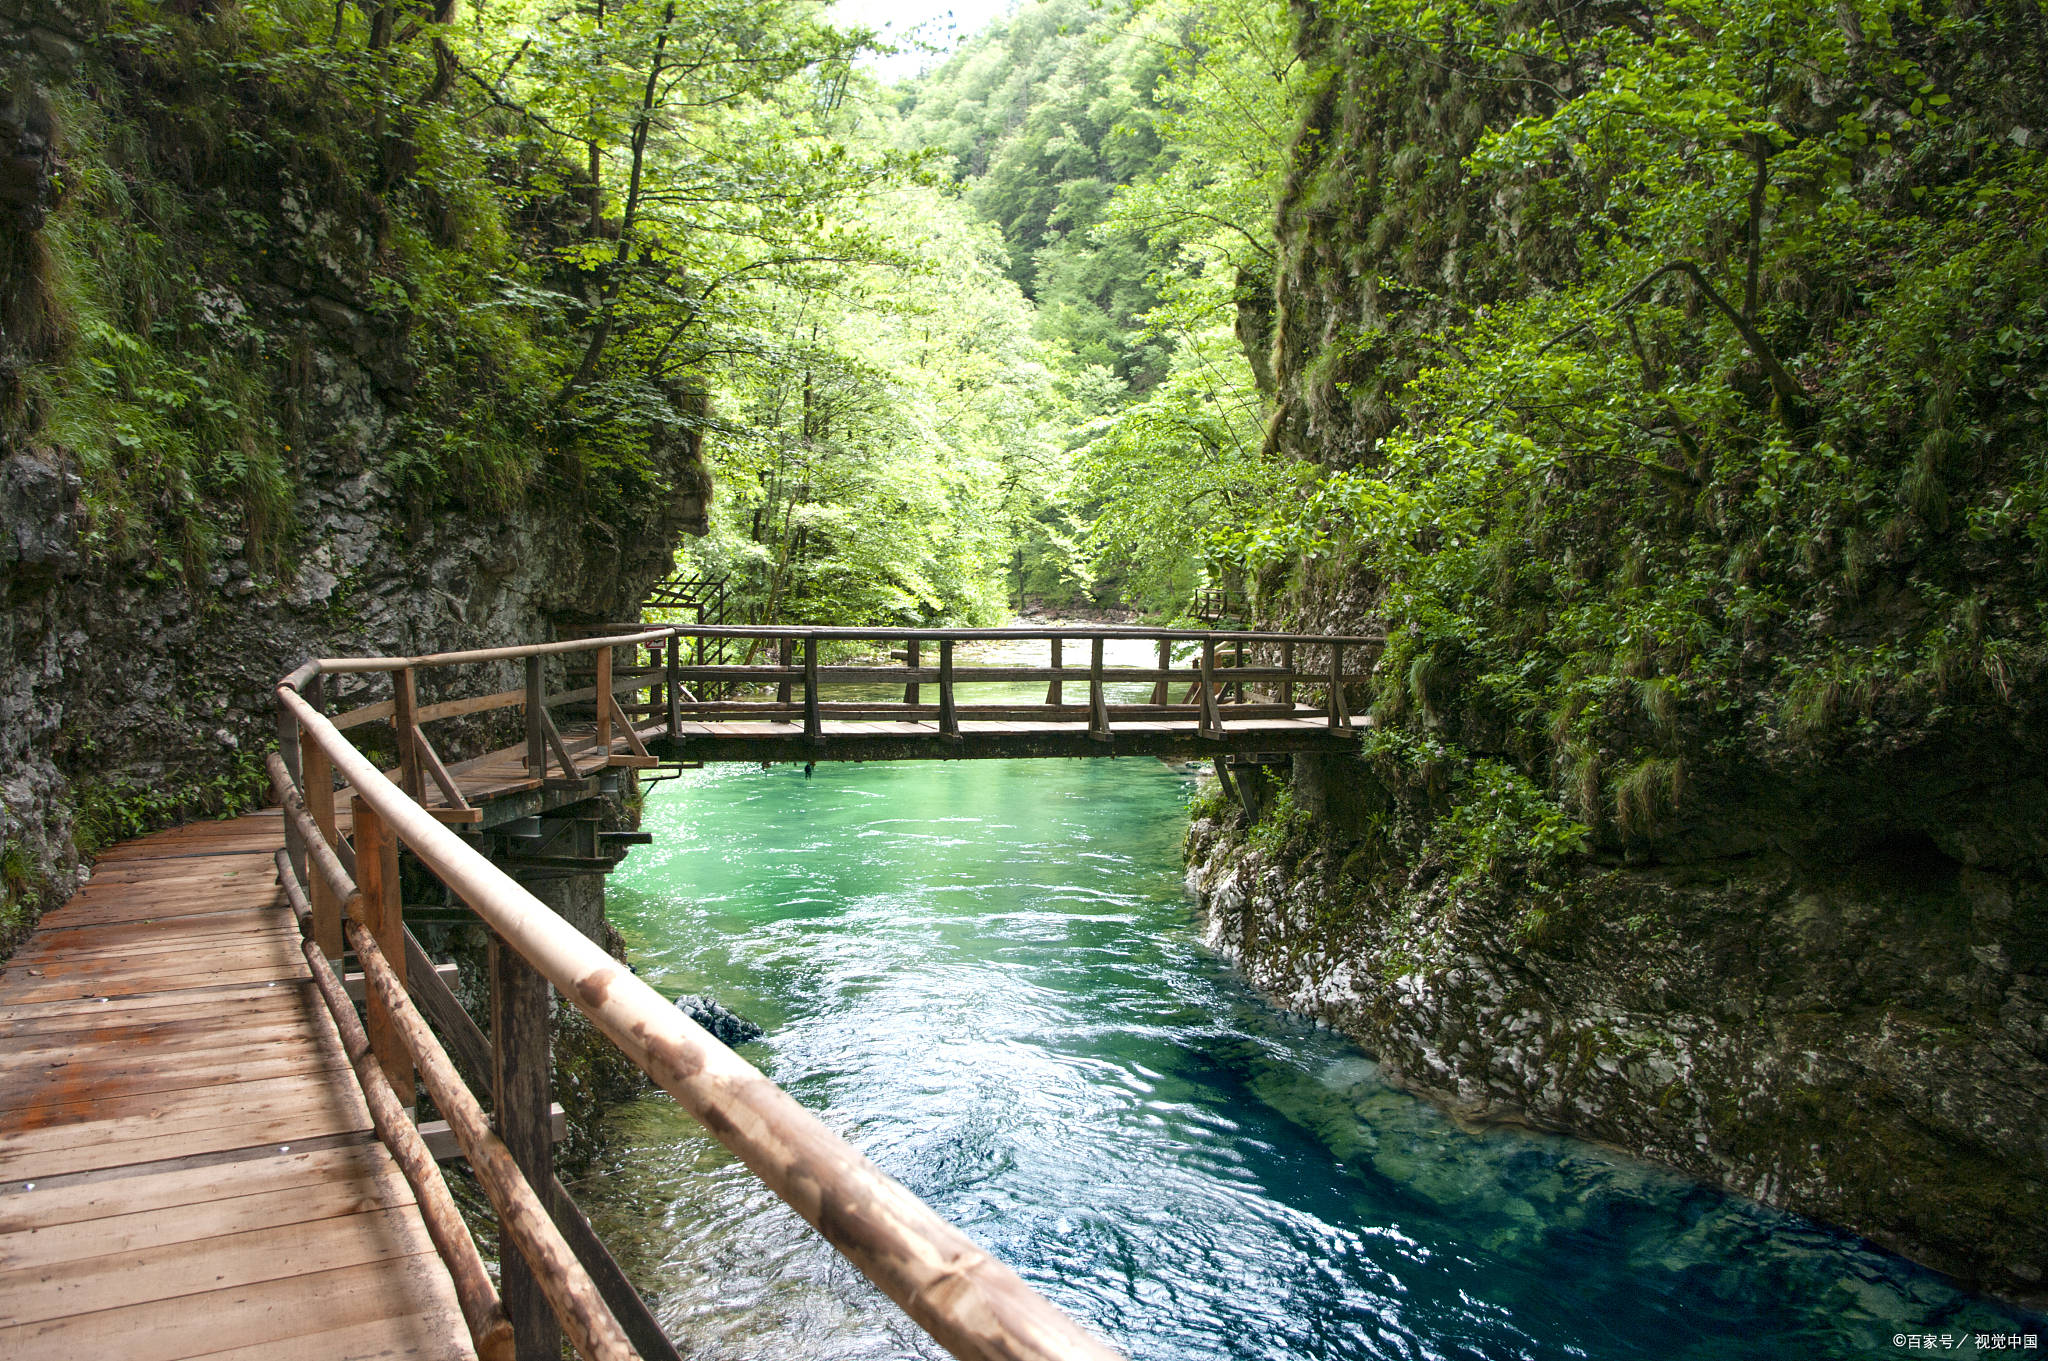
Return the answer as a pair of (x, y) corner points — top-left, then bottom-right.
(1612, 757), (1684, 842)
(1186, 776), (1232, 825)
(0, 841), (28, 901)
(551, 1002), (655, 1181)
(0, 840), (35, 953)
(1247, 786), (1314, 857)
(70, 752), (268, 857)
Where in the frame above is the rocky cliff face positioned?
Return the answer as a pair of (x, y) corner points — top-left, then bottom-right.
(0, 21), (708, 953)
(1187, 750), (2048, 1302)
(0, 424), (697, 945)
(1189, 0), (2048, 1305)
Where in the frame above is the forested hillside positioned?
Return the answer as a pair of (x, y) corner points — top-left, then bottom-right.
(888, 0), (1301, 612)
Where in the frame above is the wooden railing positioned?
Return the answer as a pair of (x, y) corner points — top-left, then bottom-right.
(271, 632), (1127, 1361)
(628, 625), (1381, 745)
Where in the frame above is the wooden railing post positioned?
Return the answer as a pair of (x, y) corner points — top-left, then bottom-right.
(351, 795), (412, 1107)
(524, 656), (546, 775)
(593, 643), (613, 757)
(1199, 637), (1222, 738)
(1151, 638), (1171, 707)
(1045, 637), (1063, 706)
(666, 634), (681, 741)
(777, 638), (795, 720)
(301, 724), (343, 961)
(938, 639), (959, 740)
(904, 638), (921, 707)
(1327, 642), (1350, 729)
(804, 635), (822, 744)
(1088, 637), (1111, 742)
(278, 702), (306, 892)
(1233, 639), (1246, 704)
(393, 666), (423, 800)
(1280, 640), (1296, 709)
(491, 932), (560, 1361)
(275, 699), (302, 801)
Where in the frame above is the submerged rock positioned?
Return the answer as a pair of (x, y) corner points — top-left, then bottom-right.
(674, 994), (765, 1047)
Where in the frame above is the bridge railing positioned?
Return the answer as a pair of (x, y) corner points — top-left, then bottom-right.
(272, 631), (1127, 1361)
(641, 625), (1382, 744)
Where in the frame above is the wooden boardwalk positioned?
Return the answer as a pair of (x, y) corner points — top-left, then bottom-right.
(658, 712), (1356, 764)
(348, 712), (1355, 828)
(339, 722), (644, 832)
(0, 813), (474, 1361)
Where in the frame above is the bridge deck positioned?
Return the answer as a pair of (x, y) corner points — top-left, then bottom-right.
(659, 713), (1353, 764)
(339, 710), (1353, 827)
(0, 813), (473, 1361)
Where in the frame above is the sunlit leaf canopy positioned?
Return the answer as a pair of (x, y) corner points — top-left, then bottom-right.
(439, 0), (1120, 624)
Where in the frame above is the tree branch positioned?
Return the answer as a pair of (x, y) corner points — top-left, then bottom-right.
(556, 1), (679, 409)
(1744, 130), (1770, 321)
(1543, 259), (1808, 425)
(1122, 207), (1274, 260)
(1624, 313), (1703, 466)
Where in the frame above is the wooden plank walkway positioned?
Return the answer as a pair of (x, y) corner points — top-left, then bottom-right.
(0, 812), (475, 1361)
(368, 727), (634, 809)
(656, 713), (1356, 765)
(340, 713), (1354, 827)
(328, 711), (1355, 833)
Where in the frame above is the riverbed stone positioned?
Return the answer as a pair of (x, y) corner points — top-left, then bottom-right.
(674, 994), (766, 1047)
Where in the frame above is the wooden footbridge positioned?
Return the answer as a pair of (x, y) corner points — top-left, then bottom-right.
(2, 624), (1378, 1361)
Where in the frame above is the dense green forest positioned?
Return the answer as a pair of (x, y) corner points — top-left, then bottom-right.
(14, 0), (2047, 860)
(11, 0), (1298, 626)
(689, 0), (1303, 620)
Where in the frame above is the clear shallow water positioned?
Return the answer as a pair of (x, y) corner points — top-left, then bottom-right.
(580, 651), (2043, 1359)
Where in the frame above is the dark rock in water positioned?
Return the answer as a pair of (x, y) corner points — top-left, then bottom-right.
(674, 994), (764, 1047)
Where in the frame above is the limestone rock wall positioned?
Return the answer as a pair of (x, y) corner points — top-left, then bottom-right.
(0, 363), (696, 953)
(1195, 0), (2048, 1304)
(0, 28), (705, 952)
(1187, 753), (2048, 1303)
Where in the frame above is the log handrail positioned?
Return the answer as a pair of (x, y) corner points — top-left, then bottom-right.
(268, 759), (516, 1361)
(643, 623), (1380, 643)
(273, 747), (677, 1361)
(316, 629), (673, 674)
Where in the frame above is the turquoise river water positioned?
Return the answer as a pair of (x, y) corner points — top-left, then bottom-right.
(578, 653), (2043, 1360)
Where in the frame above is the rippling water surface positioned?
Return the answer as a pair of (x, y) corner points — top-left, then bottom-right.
(579, 647), (2041, 1360)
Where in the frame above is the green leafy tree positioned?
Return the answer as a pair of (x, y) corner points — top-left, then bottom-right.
(680, 178), (1091, 624)
(1077, 0), (1305, 616)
